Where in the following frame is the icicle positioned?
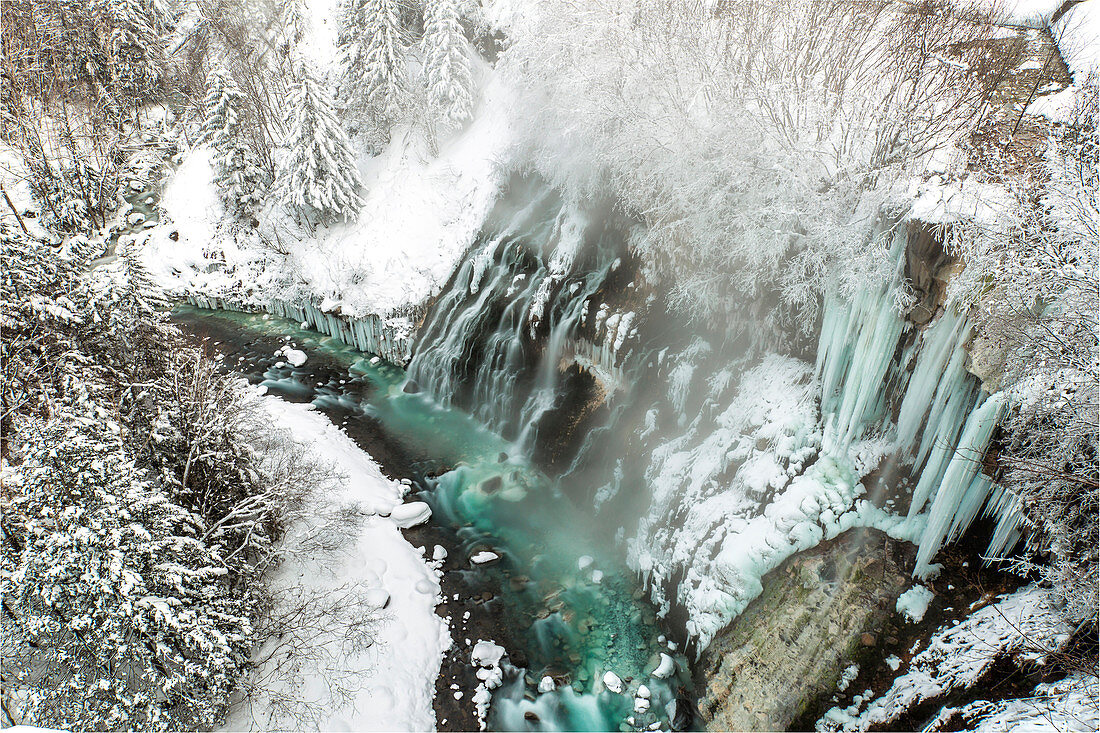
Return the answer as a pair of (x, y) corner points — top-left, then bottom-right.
(914, 391), (1006, 575)
(895, 309), (971, 453)
(982, 484), (1027, 562)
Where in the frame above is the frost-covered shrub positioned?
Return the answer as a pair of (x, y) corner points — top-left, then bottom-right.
(0, 222), (323, 729)
(2, 412), (253, 731)
(950, 76), (1098, 624)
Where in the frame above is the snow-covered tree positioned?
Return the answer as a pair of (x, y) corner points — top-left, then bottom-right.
(950, 76), (1099, 624)
(201, 66), (268, 222)
(339, 0), (407, 122)
(279, 60), (364, 225)
(422, 0), (472, 127)
(2, 409), (253, 731)
(98, 0), (165, 108)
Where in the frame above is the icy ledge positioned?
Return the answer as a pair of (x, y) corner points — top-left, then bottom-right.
(186, 294), (414, 366)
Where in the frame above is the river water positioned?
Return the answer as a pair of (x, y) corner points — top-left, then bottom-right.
(173, 306), (694, 732)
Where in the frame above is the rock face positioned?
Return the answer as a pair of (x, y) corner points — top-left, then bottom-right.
(903, 224), (955, 325)
(696, 528), (911, 732)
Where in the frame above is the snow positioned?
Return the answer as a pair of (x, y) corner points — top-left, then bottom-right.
(964, 675), (1098, 732)
(538, 676), (555, 693)
(837, 664), (860, 692)
(224, 395), (448, 732)
(987, 0), (1065, 28)
(818, 585), (1072, 732)
(470, 640), (506, 730)
(390, 501), (433, 528)
(885, 655), (901, 672)
(146, 68), (516, 327)
(650, 653), (676, 679)
(896, 585), (935, 623)
(602, 671), (624, 694)
(276, 345), (308, 367)
(471, 640), (506, 668)
(469, 550), (500, 565)
(1053, 1), (1100, 78)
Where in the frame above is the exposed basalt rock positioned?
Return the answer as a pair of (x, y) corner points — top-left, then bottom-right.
(904, 224), (956, 325)
(696, 529), (912, 732)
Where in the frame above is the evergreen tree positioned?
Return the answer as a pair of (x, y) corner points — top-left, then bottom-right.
(99, 0), (165, 108)
(279, 60), (365, 225)
(201, 66), (268, 222)
(422, 0), (472, 127)
(339, 0), (407, 122)
(2, 410), (252, 731)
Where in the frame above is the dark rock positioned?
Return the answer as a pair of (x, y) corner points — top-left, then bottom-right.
(481, 475), (503, 494)
(402, 379), (420, 394)
(861, 632), (877, 647)
(498, 452), (509, 463)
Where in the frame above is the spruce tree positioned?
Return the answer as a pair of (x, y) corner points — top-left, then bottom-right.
(100, 0), (164, 108)
(339, 0), (407, 122)
(422, 0), (472, 127)
(201, 66), (268, 222)
(279, 60), (365, 225)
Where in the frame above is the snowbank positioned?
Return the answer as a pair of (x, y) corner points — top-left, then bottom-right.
(145, 69), (515, 327)
(225, 396), (448, 732)
(1053, 1), (1100, 78)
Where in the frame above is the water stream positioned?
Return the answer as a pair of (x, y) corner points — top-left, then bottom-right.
(173, 306), (694, 732)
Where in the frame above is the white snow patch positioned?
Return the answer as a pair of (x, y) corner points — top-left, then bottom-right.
(470, 550), (500, 565)
(896, 585), (935, 623)
(471, 640), (507, 730)
(391, 501), (433, 528)
(650, 653), (676, 679)
(224, 396), (447, 732)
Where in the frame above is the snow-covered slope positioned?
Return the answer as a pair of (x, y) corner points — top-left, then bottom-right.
(144, 69), (514, 324)
(225, 395), (448, 732)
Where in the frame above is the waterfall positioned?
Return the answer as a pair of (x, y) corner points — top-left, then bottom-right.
(408, 176), (638, 450)
(404, 177), (1027, 648)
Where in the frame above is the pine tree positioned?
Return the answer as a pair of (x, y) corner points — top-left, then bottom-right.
(201, 66), (268, 222)
(422, 0), (472, 127)
(99, 0), (165, 108)
(279, 60), (365, 225)
(339, 0), (407, 122)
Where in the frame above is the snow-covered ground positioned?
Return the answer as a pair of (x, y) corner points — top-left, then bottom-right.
(225, 394), (448, 732)
(817, 585), (1088, 732)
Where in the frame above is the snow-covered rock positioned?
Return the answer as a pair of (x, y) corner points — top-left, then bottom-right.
(470, 550), (500, 565)
(896, 585), (935, 623)
(650, 653), (675, 679)
(391, 501), (432, 528)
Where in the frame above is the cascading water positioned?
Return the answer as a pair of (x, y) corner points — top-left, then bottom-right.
(408, 176), (638, 455)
